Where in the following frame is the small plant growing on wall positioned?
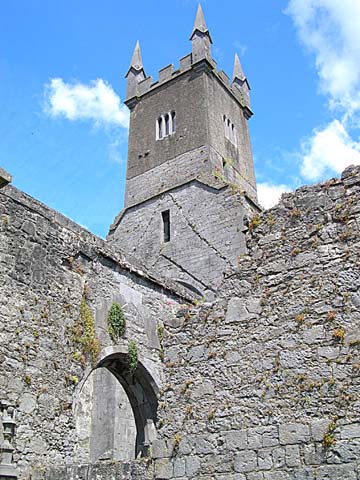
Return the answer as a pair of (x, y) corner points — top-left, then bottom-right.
(323, 421), (336, 448)
(107, 303), (126, 341)
(72, 290), (101, 367)
(332, 327), (346, 343)
(249, 213), (260, 231)
(127, 340), (138, 374)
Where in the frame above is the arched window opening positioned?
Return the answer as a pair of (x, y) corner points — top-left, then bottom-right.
(231, 124), (237, 145)
(164, 114), (170, 136)
(156, 118), (160, 140)
(157, 117), (163, 140)
(223, 115), (228, 138)
(171, 111), (176, 133)
(156, 111), (176, 140)
(223, 114), (237, 146)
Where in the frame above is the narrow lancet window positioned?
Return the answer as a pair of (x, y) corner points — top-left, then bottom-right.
(162, 210), (170, 243)
(223, 115), (237, 146)
(165, 114), (170, 136)
(231, 124), (237, 145)
(157, 117), (164, 140)
(171, 111), (176, 133)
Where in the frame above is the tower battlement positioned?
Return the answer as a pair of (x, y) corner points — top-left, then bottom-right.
(126, 49), (251, 114)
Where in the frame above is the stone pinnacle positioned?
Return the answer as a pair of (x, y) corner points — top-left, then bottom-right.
(129, 40), (143, 71)
(233, 53), (245, 81)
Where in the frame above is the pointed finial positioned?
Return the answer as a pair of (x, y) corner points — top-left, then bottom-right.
(130, 40), (143, 71)
(193, 4), (207, 33)
(233, 53), (245, 81)
(190, 4), (212, 42)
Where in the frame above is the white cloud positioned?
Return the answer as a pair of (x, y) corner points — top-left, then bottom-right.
(45, 78), (129, 128)
(286, 0), (360, 181)
(286, 0), (360, 111)
(257, 182), (291, 209)
(233, 41), (248, 57)
(300, 119), (360, 180)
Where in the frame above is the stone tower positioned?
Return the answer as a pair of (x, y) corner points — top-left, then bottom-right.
(108, 5), (259, 297)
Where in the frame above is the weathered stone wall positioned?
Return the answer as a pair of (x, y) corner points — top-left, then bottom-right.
(0, 184), (190, 479)
(126, 69), (208, 182)
(153, 166), (360, 479)
(2, 165), (360, 479)
(31, 459), (154, 480)
(206, 72), (256, 194)
(123, 146), (214, 208)
(109, 179), (258, 298)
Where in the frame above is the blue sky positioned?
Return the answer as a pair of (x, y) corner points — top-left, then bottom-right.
(1, 0), (360, 238)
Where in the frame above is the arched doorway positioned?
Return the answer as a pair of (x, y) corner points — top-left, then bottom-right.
(96, 352), (158, 458)
(75, 349), (159, 462)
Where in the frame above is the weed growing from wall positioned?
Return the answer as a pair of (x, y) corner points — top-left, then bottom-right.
(127, 340), (138, 374)
(323, 421), (337, 448)
(72, 292), (100, 367)
(107, 302), (126, 341)
(157, 323), (164, 361)
(249, 213), (260, 231)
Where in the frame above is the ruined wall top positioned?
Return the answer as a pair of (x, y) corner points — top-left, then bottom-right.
(152, 164), (360, 479)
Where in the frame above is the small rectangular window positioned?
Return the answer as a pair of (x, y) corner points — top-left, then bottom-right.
(162, 210), (170, 243)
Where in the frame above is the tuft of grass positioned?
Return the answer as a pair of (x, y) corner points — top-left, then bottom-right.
(267, 213), (276, 227)
(172, 433), (182, 455)
(326, 311), (336, 321)
(295, 313), (305, 323)
(208, 408), (216, 421)
(290, 208), (301, 219)
(333, 327), (346, 343)
(72, 293), (100, 367)
(249, 214), (261, 231)
(323, 421), (337, 448)
(157, 324), (164, 343)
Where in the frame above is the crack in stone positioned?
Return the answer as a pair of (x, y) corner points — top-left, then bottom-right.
(160, 252), (217, 294)
(134, 207), (157, 253)
(168, 193), (234, 266)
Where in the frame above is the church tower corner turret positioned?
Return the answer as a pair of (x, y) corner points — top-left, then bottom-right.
(125, 41), (146, 103)
(190, 4), (213, 64)
(232, 53), (251, 111)
(108, 5), (260, 298)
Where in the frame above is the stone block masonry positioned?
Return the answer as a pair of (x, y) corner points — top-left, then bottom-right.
(3, 6), (359, 479)
(155, 165), (360, 479)
(109, 178), (258, 297)
(1, 166), (360, 478)
(0, 183), (192, 479)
